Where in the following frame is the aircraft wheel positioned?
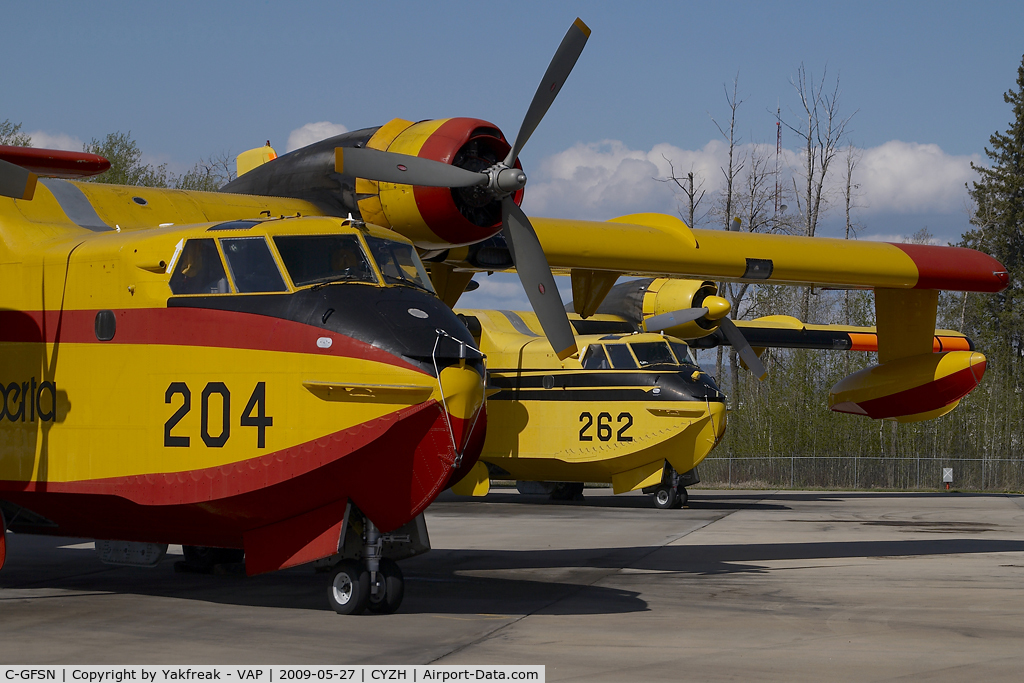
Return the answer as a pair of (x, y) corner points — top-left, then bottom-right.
(675, 487), (689, 508)
(327, 560), (370, 615)
(367, 559), (405, 615)
(652, 484), (678, 509)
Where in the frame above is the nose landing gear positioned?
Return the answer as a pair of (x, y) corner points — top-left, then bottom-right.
(322, 509), (426, 615)
(644, 463), (698, 510)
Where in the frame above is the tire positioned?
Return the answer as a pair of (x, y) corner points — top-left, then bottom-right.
(367, 559), (405, 615)
(327, 560), (370, 615)
(675, 487), (689, 508)
(182, 546), (245, 571)
(652, 484), (678, 510)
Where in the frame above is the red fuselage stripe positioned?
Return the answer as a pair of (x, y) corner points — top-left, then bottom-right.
(0, 308), (425, 373)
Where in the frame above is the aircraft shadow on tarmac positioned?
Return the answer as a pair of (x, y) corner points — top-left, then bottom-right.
(0, 535), (646, 616)
(5, 533), (1023, 616)
(449, 489), (1024, 509)
(443, 490), (794, 511)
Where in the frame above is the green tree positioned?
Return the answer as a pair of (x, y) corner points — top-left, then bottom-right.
(83, 131), (170, 187)
(963, 54), (1024, 355)
(1, 119), (32, 146)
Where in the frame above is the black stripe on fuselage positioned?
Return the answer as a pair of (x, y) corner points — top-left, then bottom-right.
(487, 367), (722, 402)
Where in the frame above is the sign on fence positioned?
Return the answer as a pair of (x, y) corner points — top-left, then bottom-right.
(943, 468), (954, 483)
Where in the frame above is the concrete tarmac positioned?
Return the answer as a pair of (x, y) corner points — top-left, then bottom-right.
(2, 489), (1024, 681)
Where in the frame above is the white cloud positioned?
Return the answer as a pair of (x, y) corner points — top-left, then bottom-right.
(454, 273), (572, 312)
(854, 141), (979, 214)
(26, 130), (83, 151)
(286, 121), (349, 152)
(521, 137), (979, 225)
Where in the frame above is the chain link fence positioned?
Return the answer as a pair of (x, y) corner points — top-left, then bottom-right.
(695, 455), (1024, 492)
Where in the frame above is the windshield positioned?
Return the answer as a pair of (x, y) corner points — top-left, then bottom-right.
(273, 234), (377, 287)
(630, 341), (676, 367)
(364, 236), (434, 292)
(669, 341), (698, 367)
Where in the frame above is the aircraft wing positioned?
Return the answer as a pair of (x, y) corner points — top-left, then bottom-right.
(513, 213), (1007, 293)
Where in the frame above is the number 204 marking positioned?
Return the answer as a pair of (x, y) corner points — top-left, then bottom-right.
(579, 411), (633, 442)
(164, 381), (273, 448)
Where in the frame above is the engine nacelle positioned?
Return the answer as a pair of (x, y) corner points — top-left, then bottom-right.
(356, 118), (523, 249)
(222, 118), (523, 251)
(829, 350), (986, 422)
(596, 277), (722, 340)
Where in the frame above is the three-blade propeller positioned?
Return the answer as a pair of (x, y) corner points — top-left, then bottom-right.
(643, 296), (767, 380)
(336, 18), (592, 360)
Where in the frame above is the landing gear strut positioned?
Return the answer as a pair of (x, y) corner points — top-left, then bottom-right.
(644, 463), (697, 510)
(323, 511), (423, 615)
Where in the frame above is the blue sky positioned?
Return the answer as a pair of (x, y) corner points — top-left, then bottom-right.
(5, 1), (1024, 310)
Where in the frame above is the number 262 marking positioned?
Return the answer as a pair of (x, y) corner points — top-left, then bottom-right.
(579, 411), (633, 442)
(164, 381), (273, 448)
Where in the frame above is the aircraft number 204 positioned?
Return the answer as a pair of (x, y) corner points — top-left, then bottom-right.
(164, 381), (273, 448)
(578, 411), (633, 442)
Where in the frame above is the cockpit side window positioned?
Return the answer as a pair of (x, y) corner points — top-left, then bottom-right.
(273, 235), (377, 287)
(605, 344), (638, 370)
(669, 341), (698, 367)
(169, 239), (230, 295)
(364, 236), (435, 293)
(631, 341), (675, 367)
(581, 344), (611, 370)
(220, 237), (288, 293)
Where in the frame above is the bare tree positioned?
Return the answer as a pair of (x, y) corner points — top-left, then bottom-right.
(709, 76), (746, 384)
(841, 144), (862, 326)
(784, 64), (855, 319)
(658, 157), (707, 228)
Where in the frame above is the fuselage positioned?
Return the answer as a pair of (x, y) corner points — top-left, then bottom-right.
(458, 309), (726, 493)
(0, 179), (485, 560)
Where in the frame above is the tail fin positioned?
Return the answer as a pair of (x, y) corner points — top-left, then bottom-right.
(236, 143), (278, 177)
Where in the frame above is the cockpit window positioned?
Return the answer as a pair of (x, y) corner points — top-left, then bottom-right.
(220, 237), (287, 293)
(669, 341), (698, 367)
(273, 235), (377, 287)
(631, 341), (675, 367)
(605, 344), (638, 370)
(364, 236), (434, 293)
(169, 239), (230, 295)
(581, 344), (611, 370)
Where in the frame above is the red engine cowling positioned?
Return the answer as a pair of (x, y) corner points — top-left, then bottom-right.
(355, 118), (524, 249)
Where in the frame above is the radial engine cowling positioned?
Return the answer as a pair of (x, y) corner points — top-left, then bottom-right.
(829, 350), (986, 422)
(355, 118), (524, 249)
(596, 277), (723, 340)
(222, 117), (523, 251)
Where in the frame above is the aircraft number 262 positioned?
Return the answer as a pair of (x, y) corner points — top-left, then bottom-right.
(164, 381), (273, 449)
(578, 411), (633, 442)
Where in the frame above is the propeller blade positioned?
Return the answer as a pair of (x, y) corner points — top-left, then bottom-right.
(504, 17), (591, 167)
(336, 147), (487, 188)
(0, 158), (37, 200)
(503, 197), (578, 360)
(643, 307), (709, 332)
(719, 318), (767, 380)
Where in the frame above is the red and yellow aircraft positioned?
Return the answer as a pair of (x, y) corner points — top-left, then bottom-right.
(448, 277), (980, 510)
(0, 17), (1007, 615)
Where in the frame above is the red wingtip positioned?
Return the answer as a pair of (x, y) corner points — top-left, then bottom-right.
(0, 145), (111, 179)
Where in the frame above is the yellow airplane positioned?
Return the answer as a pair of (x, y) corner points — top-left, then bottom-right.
(448, 277), (978, 509)
(0, 17), (1006, 615)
